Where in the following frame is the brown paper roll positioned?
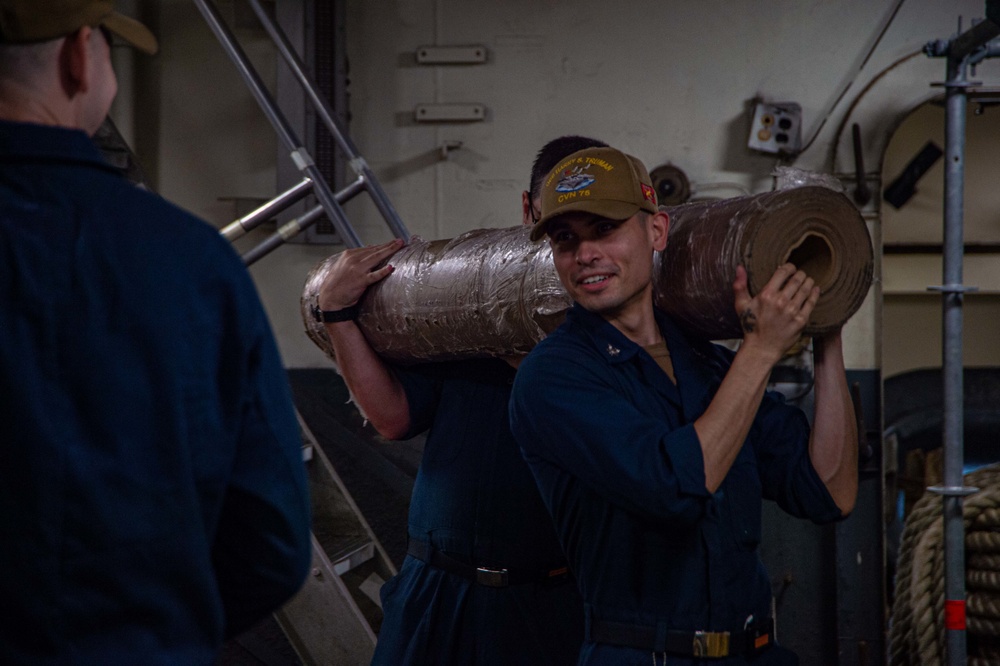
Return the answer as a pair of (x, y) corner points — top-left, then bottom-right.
(302, 186), (873, 363)
(655, 185), (873, 340)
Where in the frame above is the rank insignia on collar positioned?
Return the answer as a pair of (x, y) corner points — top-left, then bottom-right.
(606, 344), (620, 357)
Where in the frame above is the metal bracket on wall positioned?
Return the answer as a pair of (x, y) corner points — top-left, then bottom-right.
(413, 45), (488, 124)
(414, 103), (487, 123)
(415, 45), (488, 64)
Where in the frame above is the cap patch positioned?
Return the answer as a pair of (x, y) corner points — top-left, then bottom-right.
(555, 165), (596, 193)
(641, 183), (656, 205)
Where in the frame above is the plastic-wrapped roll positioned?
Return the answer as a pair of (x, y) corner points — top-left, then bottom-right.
(302, 225), (570, 364)
(302, 186), (872, 363)
(654, 185), (873, 340)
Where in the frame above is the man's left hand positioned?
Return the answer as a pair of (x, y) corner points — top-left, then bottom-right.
(733, 263), (820, 363)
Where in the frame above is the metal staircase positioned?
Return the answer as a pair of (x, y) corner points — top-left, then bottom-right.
(191, 0), (413, 661)
(273, 413), (395, 664)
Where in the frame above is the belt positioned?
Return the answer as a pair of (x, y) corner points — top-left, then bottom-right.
(406, 538), (570, 588)
(589, 616), (775, 658)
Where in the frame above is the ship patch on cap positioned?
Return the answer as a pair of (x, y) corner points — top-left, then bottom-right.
(531, 145), (658, 241)
(555, 165), (597, 193)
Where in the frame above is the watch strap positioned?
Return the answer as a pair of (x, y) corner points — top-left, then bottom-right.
(312, 304), (359, 323)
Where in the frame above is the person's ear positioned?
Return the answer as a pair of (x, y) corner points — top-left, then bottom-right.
(650, 211), (669, 251)
(521, 190), (532, 227)
(59, 27), (92, 98)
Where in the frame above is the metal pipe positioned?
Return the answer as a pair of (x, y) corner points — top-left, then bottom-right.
(851, 123), (872, 205)
(243, 205), (325, 266)
(941, 52), (969, 666)
(923, 11), (1000, 661)
(924, 45), (981, 666)
(220, 178), (314, 242)
(241, 176), (367, 266)
(245, 0), (410, 242)
(191, 0), (361, 248)
(968, 38), (1000, 66)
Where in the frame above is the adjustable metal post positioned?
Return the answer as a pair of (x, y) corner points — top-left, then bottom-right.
(924, 5), (1000, 663)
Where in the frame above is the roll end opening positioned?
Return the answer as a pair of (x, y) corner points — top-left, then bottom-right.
(784, 232), (836, 290)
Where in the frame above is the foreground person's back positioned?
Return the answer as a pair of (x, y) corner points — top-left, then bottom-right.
(0, 2), (312, 662)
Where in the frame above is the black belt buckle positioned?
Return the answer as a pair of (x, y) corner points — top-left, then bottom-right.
(744, 618), (774, 656)
(475, 566), (509, 587)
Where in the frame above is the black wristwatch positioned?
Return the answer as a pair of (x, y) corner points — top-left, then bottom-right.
(312, 303), (359, 323)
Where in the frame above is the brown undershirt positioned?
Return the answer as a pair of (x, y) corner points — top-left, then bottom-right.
(643, 340), (676, 385)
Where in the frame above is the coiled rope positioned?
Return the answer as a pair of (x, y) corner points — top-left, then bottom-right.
(890, 464), (1000, 665)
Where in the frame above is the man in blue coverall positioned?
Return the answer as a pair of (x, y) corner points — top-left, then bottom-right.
(0, 2), (312, 663)
(509, 146), (858, 665)
(314, 136), (605, 664)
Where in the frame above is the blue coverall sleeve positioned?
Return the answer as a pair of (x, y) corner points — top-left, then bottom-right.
(211, 268), (312, 638)
(510, 345), (711, 529)
(752, 391), (843, 524)
(393, 364), (443, 439)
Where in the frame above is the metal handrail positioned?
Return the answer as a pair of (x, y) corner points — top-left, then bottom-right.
(241, 176), (368, 266)
(220, 178), (314, 242)
(245, 0), (410, 243)
(195, 0), (399, 256)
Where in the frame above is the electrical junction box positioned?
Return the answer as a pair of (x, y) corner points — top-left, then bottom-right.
(747, 101), (802, 155)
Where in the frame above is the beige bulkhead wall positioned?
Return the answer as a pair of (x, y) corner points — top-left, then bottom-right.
(109, 0), (1000, 371)
(881, 102), (1000, 378)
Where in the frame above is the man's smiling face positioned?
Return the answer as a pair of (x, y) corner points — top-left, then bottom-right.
(547, 210), (668, 322)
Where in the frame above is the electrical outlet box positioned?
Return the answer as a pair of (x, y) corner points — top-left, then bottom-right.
(747, 102), (802, 155)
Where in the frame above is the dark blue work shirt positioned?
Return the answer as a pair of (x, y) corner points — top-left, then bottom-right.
(399, 358), (567, 569)
(510, 304), (842, 665)
(0, 121), (311, 665)
(370, 358), (583, 665)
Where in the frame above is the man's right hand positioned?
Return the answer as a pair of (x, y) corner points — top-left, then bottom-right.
(318, 238), (405, 313)
(317, 238), (411, 438)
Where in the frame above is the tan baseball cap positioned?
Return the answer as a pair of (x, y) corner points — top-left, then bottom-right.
(532, 146), (658, 241)
(0, 0), (158, 55)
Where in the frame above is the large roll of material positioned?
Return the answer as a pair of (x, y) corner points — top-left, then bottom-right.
(303, 185), (873, 363)
(302, 225), (570, 363)
(654, 185), (873, 340)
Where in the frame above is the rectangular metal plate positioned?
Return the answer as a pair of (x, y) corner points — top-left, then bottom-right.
(415, 45), (488, 64)
(414, 103), (486, 122)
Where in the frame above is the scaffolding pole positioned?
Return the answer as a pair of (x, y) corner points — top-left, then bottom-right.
(924, 4), (1000, 664)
